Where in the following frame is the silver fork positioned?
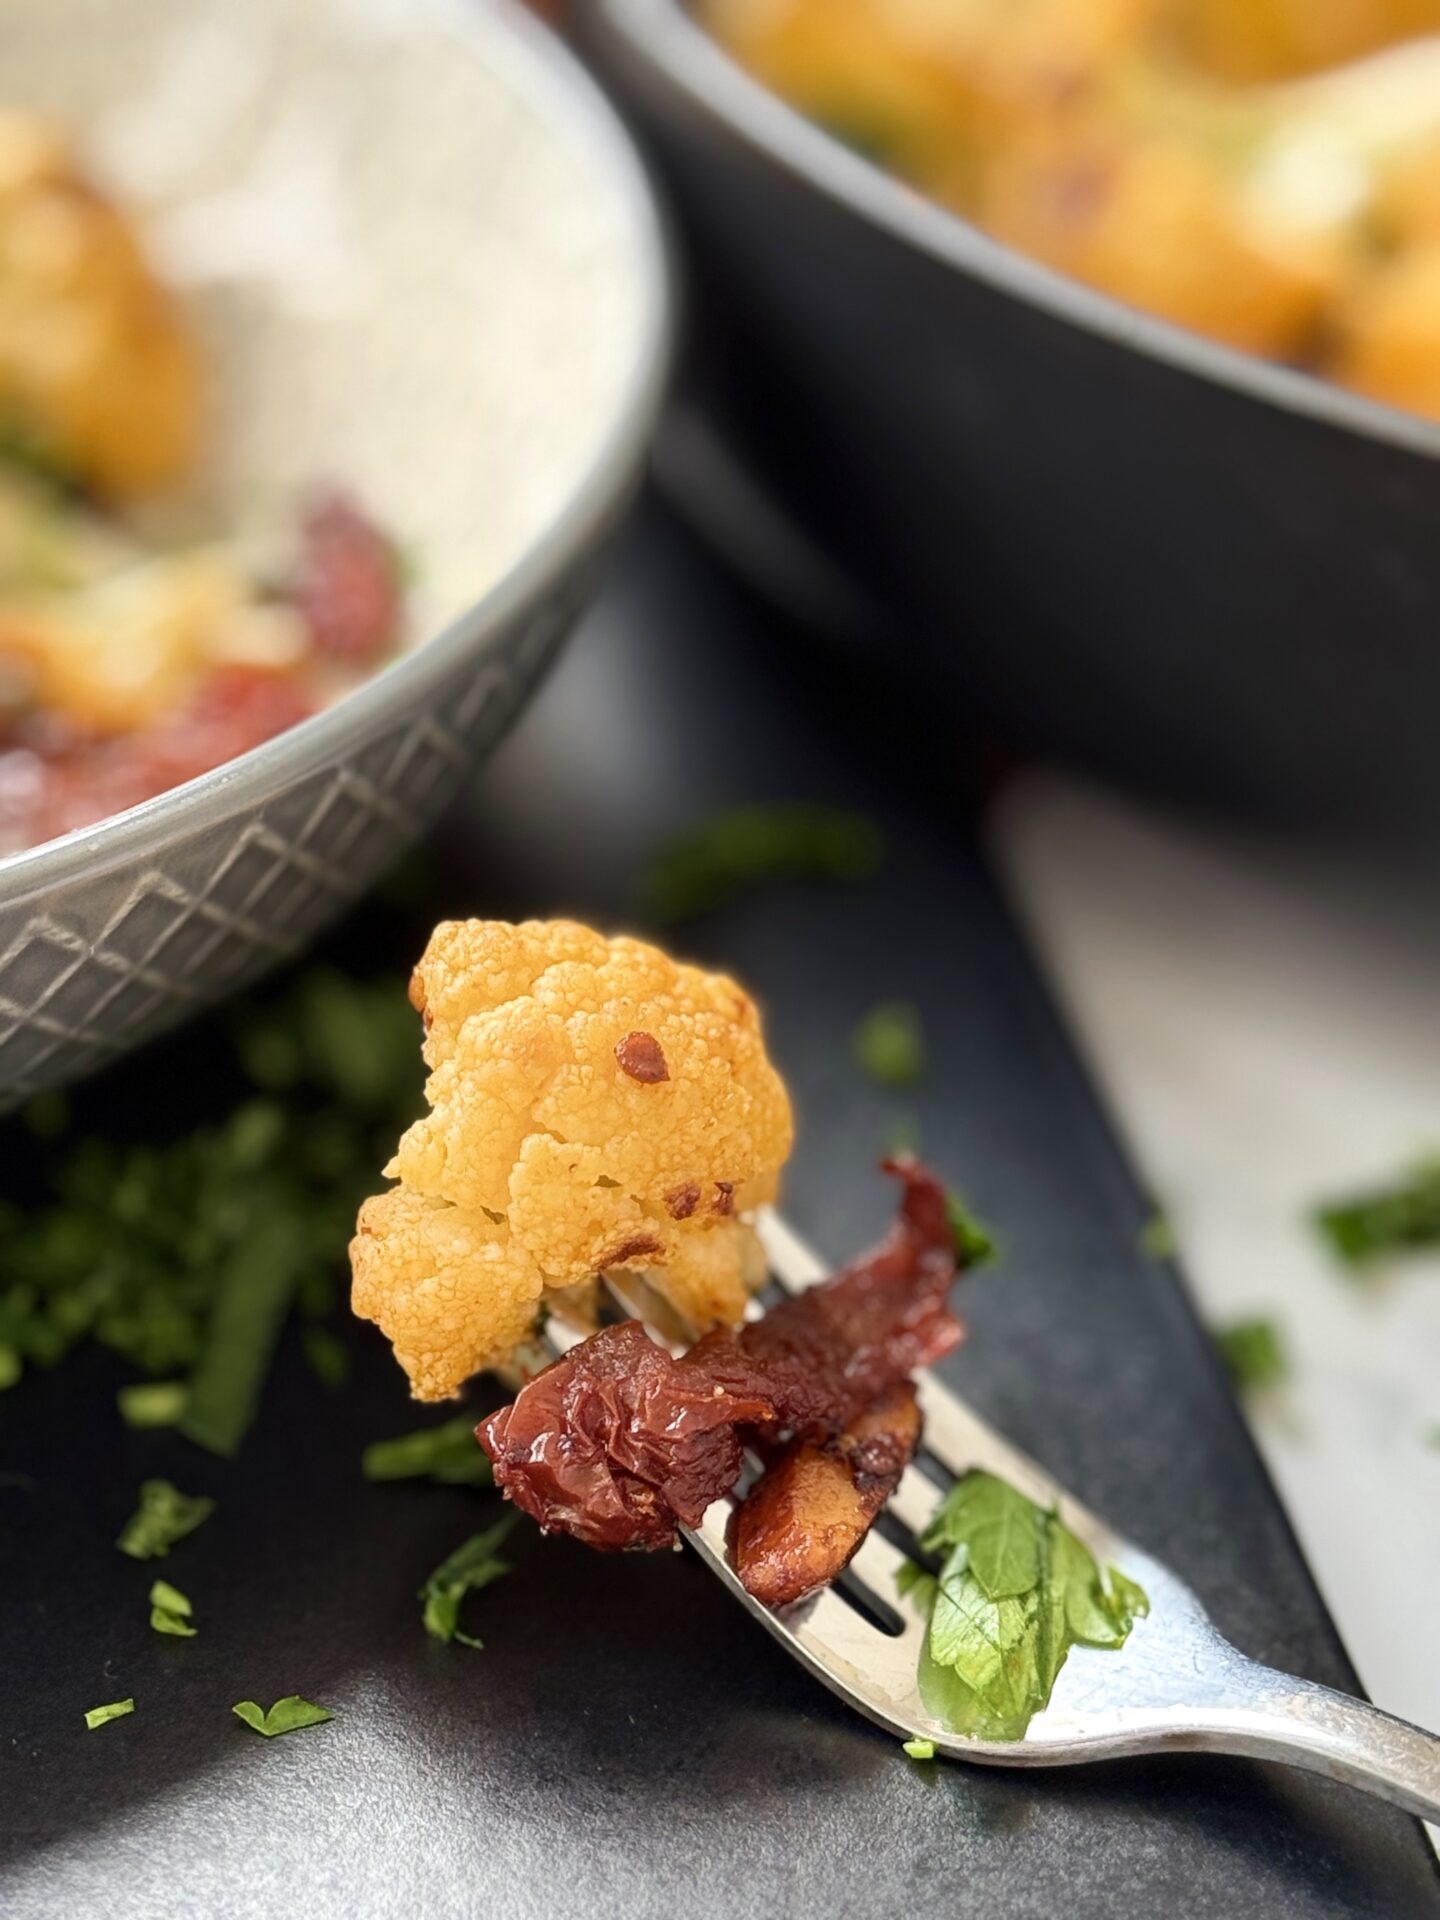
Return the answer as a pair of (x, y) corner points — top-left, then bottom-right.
(543, 1207), (1440, 1823)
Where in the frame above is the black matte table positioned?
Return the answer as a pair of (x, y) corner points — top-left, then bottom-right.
(2, 501), (1436, 1919)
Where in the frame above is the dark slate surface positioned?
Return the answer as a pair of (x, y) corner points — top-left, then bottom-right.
(2, 503), (1436, 1919)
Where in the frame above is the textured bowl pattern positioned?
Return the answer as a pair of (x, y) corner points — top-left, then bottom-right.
(0, 0), (668, 1108)
(0, 570), (591, 1103)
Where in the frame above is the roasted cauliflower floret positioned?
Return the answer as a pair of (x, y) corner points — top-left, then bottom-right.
(0, 110), (201, 497)
(351, 1187), (548, 1402)
(351, 919), (794, 1399)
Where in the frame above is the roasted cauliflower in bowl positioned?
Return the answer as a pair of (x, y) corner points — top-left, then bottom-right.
(0, 109), (200, 497)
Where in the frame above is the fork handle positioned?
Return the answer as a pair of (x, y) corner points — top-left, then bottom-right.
(1190, 1660), (1440, 1825)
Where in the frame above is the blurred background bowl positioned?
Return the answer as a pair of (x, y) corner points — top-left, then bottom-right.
(0, 0), (668, 1109)
(582, 0), (1440, 839)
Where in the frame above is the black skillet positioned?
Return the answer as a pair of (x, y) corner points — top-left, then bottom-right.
(579, 0), (1440, 839)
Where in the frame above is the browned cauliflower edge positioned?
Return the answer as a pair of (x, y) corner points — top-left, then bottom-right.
(350, 919), (794, 1399)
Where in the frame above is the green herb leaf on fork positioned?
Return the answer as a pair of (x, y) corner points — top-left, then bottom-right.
(903, 1471), (1147, 1744)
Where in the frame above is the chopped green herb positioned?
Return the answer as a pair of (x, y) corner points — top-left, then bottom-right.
(84, 1698), (134, 1730)
(638, 803), (884, 923)
(117, 1381), (188, 1429)
(232, 1696), (333, 1738)
(149, 1578), (196, 1637)
(420, 1516), (517, 1647)
(945, 1191), (997, 1270)
(231, 968), (423, 1119)
(895, 1557), (939, 1611)
(908, 1471), (1146, 1743)
(363, 1416), (492, 1487)
(0, 1343), (19, 1391)
(1139, 1212), (1176, 1260)
(0, 966), (421, 1455)
(1314, 1160), (1440, 1269)
(117, 1479), (216, 1560)
(301, 1326), (351, 1389)
(854, 1001), (926, 1087)
(901, 1736), (937, 1761)
(179, 1209), (309, 1458)
(1214, 1317), (1287, 1393)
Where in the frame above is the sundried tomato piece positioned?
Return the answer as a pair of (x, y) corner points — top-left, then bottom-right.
(293, 489), (398, 666)
(480, 1158), (966, 1570)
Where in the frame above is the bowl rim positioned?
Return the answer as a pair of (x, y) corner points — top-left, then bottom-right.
(598, 0), (1440, 461)
(0, 0), (672, 906)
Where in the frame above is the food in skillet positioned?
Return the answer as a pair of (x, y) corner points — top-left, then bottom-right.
(701, 0), (1440, 419)
(350, 918), (984, 1606)
(0, 112), (403, 855)
(480, 1155), (959, 1603)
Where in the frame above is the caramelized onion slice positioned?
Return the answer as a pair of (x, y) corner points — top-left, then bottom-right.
(731, 1382), (922, 1608)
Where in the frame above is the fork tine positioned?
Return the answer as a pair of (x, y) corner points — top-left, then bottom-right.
(754, 1205), (829, 1290)
(677, 1485), (925, 1683)
(757, 1206), (1120, 1553)
(528, 1222), (1440, 1818)
(888, 1465), (943, 1539)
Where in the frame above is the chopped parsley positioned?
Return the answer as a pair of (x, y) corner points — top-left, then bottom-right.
(117, 1381), (188, 1429)
(301, 1326), (351, 1389)
(854, 1001), (926, 1087)
(232, 1696), (333, 1738)
(638, 803), (884, 923)
(117, 1479), (216, 1560)
(903, 1471), (1147, 1743)
(0, 966), (421, 1451)
(179, 1210), (310, 1458)
(149, 1579), (196, 1637)
(363, 1416), (492, 1487)
(420, 1516), (517, 1647)
(901, 1736), (937, 1761)
(1214, 1317), (1287, 1393)
(1314, 1160), (1440, 1269)
(84, 1698), (134, 1730)
(946, 1191), (997, 1270)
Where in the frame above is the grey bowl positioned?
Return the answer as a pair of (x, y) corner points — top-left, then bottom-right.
(0, 0), (669, 1109)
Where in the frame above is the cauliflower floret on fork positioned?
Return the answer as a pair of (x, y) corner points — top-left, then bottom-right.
(351, 919), (794, 1399)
